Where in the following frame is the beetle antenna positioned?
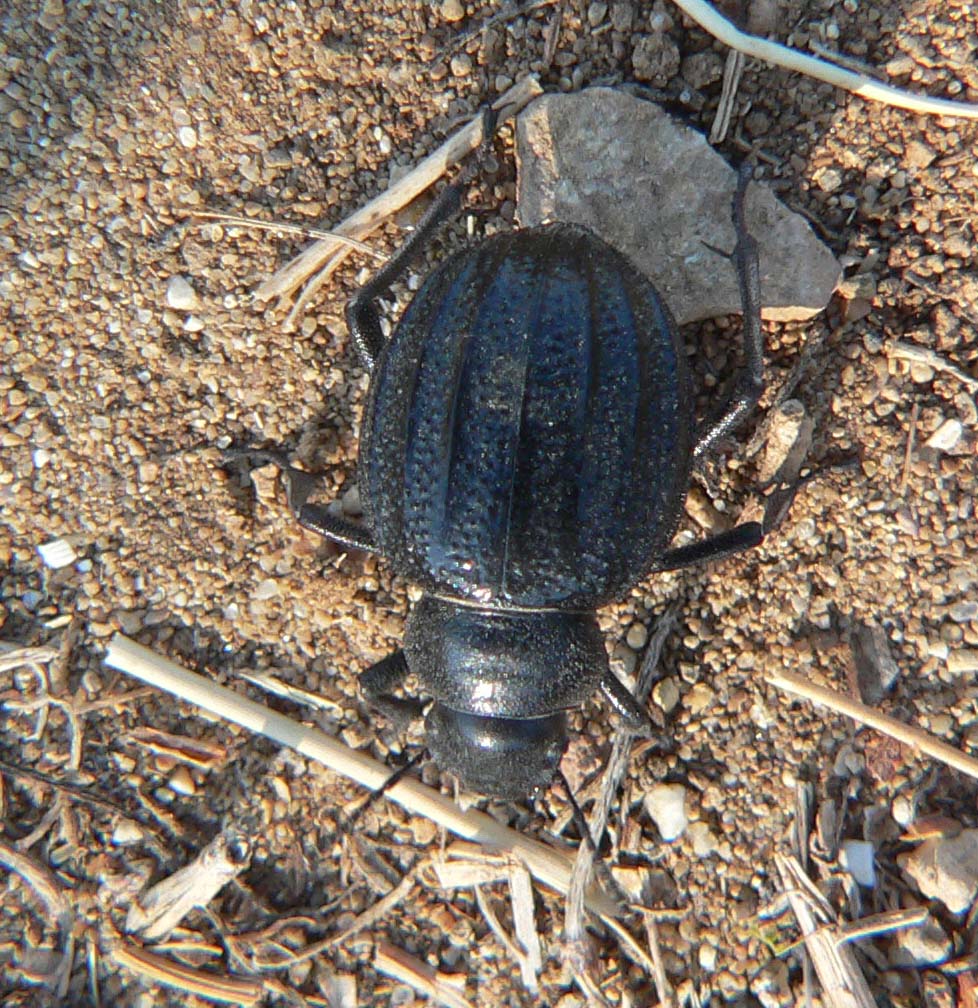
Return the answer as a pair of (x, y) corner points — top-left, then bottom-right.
(340, 748), (428, 835)
(555, 769), (630, 912)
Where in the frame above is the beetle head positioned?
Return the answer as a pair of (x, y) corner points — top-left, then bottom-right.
(425, 702), (567, 800)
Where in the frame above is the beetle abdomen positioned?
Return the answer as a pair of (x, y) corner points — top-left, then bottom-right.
(362, 224), (694, 608)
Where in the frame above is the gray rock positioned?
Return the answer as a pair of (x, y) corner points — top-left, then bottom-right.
(899, 830), (978, 914)
(888, 915), (952, 967)
(849, 618), (899, 704)
(516, 89), (842, 324)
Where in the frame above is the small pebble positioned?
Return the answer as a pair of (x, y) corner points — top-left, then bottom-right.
(644, 783), (688, 841)
(440, 0), (464, 22)
(450, 53), (472, 77)
(891, 795), (914, 827)
(698, 943), (717, 971)
(816, 166), (844, 192)
(587, 2), (608, 27)
(625, 622), (647, 650)
(652, 678), (680, 713)
(925, 418), (963, 452)
(949, 600), (978, 623)
(687, 820), (719, 857)
(948, 649), (978, 675)
(177, 125), (197, 149)
(168, 766), (196, 796)
(685, 682), (714, 715)
(112, 821), (145, 845)
(165, 275), (201, 311)
(253, 579), (280, 601)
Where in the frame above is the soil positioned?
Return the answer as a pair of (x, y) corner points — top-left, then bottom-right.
(1, 1), (977, 1005)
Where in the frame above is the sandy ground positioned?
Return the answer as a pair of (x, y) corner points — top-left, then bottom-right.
(1, 1), (977, 1005)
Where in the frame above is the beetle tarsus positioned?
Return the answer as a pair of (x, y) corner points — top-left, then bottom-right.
(599, 672), (658, 738)
(654, 521), (763, 572)
(298, 503), (378, 554)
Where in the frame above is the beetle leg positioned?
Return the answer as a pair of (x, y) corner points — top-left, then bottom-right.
(693, 161), (764, 459)
(599, 672), (659, 738)
(346, 106), (500, 370)
(653, 521), (763, 572)
(360, 649), (426, 728)
(298, 503), (378, 553)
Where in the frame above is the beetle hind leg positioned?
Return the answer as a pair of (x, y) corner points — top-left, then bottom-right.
(653, 521), (763, 572)
(693, 161), (764, 460)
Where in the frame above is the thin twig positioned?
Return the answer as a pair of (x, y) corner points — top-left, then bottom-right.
(774, 854), (876, 1008)
(104, 634), (620, 917)
(888, 340), (978, 392)
(110, 941), (264, 1006)
(670, 0), (978, 119)
(767, 669), (978, 781)
(192, 211), (387, 260)
(374, 941), (472, 1008)
(899, 402), (919, 497)
(255, 76), (543, 319)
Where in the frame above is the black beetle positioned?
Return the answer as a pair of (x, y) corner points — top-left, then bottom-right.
(297, 117), (766, 800)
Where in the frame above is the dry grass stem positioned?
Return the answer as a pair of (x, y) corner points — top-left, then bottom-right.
(474, 886), (528, 980)
(671, 0), (978, 119)
(837, 906), (929, 945)
(126, 830), (252, 942)
(255, 76), (543, 317)
(0, 839), (71, 925)
(643, 913), (677, 1008)
(710, 49), (745, 143)
(193, 210), (386, 259)
(899, 401), (919, 496)
(766, 669), (978, 782)
(254, 867), (419, 971)
(509, 863), (543, 991)
(774, 854), (875, 1008)
(374, 941), (473, 1008)
(110, 941), (263, 1006)
(432, 846), (512, 889)
(0, 839), (74, 998)
(105, 634), (620, 917)
(125, 726), (226, 770)
(888, 340), (978, 391)
(234, 669), (344, 715)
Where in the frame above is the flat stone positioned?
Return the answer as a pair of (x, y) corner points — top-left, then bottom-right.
(516, 89), (841, 324)
(899, 829), (978, 914)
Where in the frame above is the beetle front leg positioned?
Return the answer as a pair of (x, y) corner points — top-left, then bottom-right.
(653, 521), (763, 572)
(298, 503), (378, 553)
(693, 162), (764, 460)
(347, 107), (499, 370)
(360, 649), (425, 728)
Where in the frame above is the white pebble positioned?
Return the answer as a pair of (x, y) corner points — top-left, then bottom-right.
(925, 418), (963, 452)
(168, 766), (196, 796)
(253, 579), (280, 601)
(165, 275), (201, 311)
(38, 538), (77, 569)
(112, 821), (145, 845)
(177, 125), (197, 149)
(644, 783), (688, 842)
